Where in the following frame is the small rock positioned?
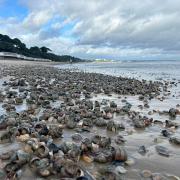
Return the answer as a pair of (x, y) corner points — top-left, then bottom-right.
(152, 173), (166, 180)
(138, 145), (147, 155)
(17, 134), (30, 142)
(154, 137), (163, 143)
(115, 166), (127, 174)
(82, 155), (94, 163)
(161, 129), (171, 137)
(155, 145), (170, 157)
(169, 136), (180, 145)
(125, 158), (135, 166)
(71, 133), (83, 142)
(141, 170), (152, 178)
(169, 108), (177, 118)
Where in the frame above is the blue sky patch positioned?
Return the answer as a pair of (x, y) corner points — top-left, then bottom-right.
(0, 0), (28, 20)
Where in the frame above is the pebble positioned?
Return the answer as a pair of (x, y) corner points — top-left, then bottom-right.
(125, 158), (135, 166)
(141, 170), (152, 178)
(17, 134), (30, 142)
(155, 145), (170, 157)
(115, 166), (127, 174)
(82, 155), (94, 163)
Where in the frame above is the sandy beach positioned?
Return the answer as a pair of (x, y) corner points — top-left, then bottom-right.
(0, 59), (180, 180)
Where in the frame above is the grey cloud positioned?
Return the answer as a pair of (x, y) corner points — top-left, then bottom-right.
(39, 29), (60, 40)
(17, 0), (180, 53)
(65, 0), (180, 52)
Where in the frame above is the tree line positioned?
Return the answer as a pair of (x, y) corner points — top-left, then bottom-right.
(0, 34), (82, 62)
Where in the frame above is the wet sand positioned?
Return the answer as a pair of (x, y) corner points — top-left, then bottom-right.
(0, 60), (180, 179)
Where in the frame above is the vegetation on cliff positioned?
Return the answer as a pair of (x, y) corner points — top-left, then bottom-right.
(0, 34), (82, 62)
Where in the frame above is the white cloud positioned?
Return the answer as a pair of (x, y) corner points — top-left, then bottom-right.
(22, 11), (53, 31)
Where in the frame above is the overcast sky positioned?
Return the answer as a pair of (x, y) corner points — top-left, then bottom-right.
(0, 0), (180, 60)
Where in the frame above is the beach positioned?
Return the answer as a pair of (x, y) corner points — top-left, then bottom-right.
(0, 59), (180, 180)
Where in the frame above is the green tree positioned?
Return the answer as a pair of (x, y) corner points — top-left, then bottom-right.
(40, 46), (51, 53)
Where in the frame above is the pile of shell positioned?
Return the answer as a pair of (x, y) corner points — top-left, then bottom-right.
(0, 63), (178, 179)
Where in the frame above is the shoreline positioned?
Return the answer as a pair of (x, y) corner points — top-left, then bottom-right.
(0, 60), (180, 179)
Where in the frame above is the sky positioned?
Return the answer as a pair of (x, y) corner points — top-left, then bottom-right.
(0, 0), (180, 60)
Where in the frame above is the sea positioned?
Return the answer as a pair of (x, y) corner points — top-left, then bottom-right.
(56, 60), (180, 81)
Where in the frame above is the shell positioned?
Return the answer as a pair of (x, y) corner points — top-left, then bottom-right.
(18, 127), (30, 135)
(115, 135), (126, 144)
(114, 148), (128, 162)
(99, 137), (111, 148)
(92, 143), (99, 152)
(15, 150), (30, 164)
(155, 145), (170, 157)
(0, 151), (14, 160)
(29, 157), (41, 168)
(27, 138), (39, 150)
(94, 153), (107, 163)
(17, 134), (30, 142)
(82, 155), (94, 163)
(36, 143), (49, 158)
(169, 136), (180, 145)
(141, 170), (152, 178)
(115, 166), (127, 174)
(0, 131), (12, 144)
(36, 158), (50, 169)
(71, 133), (83, 142)
(165, 174), (180, 180)
(48, 124), (63, 138)
(64, 161), (82, 177)
(24, 144), (34, 154)
(38, 169), (50, 177)
(4, 162), (20, 173)
(125, 158), (135, 166)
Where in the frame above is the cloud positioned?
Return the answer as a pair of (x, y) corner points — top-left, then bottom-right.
(22, 11), (53, 31)
(0, 0), (180, 60)
(63, 0), (180, 52)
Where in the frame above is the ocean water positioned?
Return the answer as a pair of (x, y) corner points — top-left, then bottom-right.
(56, 60), (180, 81)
